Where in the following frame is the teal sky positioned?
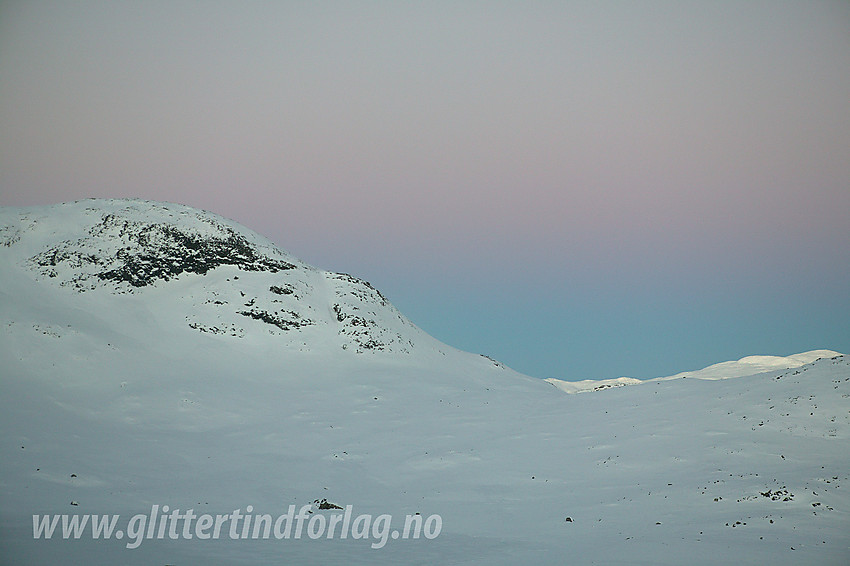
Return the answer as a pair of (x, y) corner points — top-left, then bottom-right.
(1, 1), (849, 379)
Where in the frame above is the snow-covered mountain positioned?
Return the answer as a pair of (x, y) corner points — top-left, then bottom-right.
(0, 198), (478, 357)
(1, 199), (848, 565)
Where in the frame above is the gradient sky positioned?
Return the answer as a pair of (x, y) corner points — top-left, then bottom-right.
(1, 1), (849, 380)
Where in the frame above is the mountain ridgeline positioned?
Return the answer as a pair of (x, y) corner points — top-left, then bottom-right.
(0, 198), (463, 357)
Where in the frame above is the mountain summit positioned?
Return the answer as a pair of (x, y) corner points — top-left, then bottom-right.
(0, 198), (465, 358)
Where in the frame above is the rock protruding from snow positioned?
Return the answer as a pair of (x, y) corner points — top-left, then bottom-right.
(23, 203), (297, 291)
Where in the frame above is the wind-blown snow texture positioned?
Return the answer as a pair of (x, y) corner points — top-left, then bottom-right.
(1, 199), (848, 565)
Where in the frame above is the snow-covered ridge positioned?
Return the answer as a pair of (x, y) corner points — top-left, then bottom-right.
(652, 350), (843, 381)
(0, 199), (455, 357)
(546, 350), (845, 394)
(543, 376), (643, 394)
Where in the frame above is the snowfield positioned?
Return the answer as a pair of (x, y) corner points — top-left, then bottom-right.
(1, 199), (848, 565)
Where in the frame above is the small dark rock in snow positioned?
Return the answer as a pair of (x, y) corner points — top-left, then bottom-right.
(314, 498), (343, 510)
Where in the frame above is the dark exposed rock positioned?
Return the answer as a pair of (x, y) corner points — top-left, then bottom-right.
(237, 309), (312, 331)
(29, 213), (295, 290)
(314, 498), (343, 510)
(270, 284), (295, 296)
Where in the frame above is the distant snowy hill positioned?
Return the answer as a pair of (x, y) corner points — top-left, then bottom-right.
(546, 350), (843, 394)
(1, 199), (848, 565)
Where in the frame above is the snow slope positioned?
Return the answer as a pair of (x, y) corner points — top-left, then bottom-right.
(1, 199), (848, 565)
(546, 351), (843, 394)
